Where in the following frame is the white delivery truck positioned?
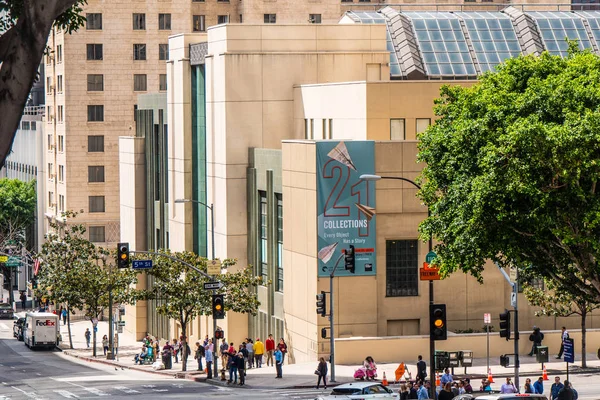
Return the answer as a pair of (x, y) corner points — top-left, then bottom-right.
(23, 312), (60, 350)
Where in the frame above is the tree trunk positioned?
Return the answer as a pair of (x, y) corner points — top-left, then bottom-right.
(581, 308), (587, 368)
(67, 303), (73, 349)
(92, 323), (97, 357)
(181, 321), (187, 372)
(0, 0), (79, 167)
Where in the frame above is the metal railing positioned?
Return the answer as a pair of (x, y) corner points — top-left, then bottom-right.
(341, 2), (600, 12)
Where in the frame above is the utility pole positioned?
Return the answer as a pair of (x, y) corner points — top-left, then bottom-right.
(328, 253), (345, 383)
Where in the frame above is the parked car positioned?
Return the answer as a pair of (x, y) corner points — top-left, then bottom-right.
(13, 317), (25, 340)
(0, 303), (14, 319)
(316, 382), (400, 399)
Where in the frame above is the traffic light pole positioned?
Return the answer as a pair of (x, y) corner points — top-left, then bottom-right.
(329, 253), (345, 383)
(497, 263), (520, 391)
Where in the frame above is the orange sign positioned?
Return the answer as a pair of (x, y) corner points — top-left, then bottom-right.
(420, 267), (440, 281)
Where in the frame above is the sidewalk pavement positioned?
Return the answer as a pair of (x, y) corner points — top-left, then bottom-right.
(52, 317), (600, 390)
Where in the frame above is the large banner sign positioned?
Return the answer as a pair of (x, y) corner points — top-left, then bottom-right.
(316, 141), (376, 277)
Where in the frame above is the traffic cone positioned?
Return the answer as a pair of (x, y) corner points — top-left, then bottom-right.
(435, 372), (441, 387)
(382, 372), (389, 386)
(487, 368), (494, 383)
(543, 365), (549, 381)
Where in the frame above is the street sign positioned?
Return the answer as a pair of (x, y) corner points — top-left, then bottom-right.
(0, 255), (7, 263)
(425, 251), (437, 264)
(117, 321), (126, 326)
(509, 266), (518, 283)
(419, 267), (440, 281)
(484, 313), (491, 324)
(5, 256), (20, 267)
(132, 260), (153, 269)
(510, 292), (517, 307)
(564, 338), (574, 363)
(207, 260), (222, 275)
(204, 281), (223, 290)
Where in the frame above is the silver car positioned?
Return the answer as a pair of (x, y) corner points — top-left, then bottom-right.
(316, 382), (400, 399)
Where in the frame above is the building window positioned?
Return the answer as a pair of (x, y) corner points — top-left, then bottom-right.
(31, 121), (36, 130)
(86, 44), (103, 60)
(48, 191), (55, 207)
(87, 74), (104, 91)
(309, 14), (322, 23)
(87, 105), (104, 122)
(158, 13), (171, 30)
(47, 105), (53, 122)
(58, 135), (64, 152)
(193, 15), (206, 32)
(386, 240), (419, 297)
(21, 121), (30, 130)
(341, 0), (353, 2)
(86, 13), (102, 29)
(88, 166), (105, 183)
(57, 75), (63, 93)
(416, 118), (431, 134)
(264, 14), (276, 23)
(391, 119), (405, 140)
(358, 0), (371, 2)
(88, 135), (104, 152)
(46, 76), (51, 91)
(89, 226), (105, 242)
(89, 196), (106, 213)
(133, 44), (147, 60)
(192, 0), (205, 2)
(159, 44), (169, 60)
(48, 163), (54, 177)
(58, 165), (64, 182)
(159, 74), (167, 91)
(56, 45), (62, 63)
(58, 195), (65, 212)
(47, 134), (53, 150)
(329, 119), (333, 139)
(218, 15), (229, 24)
(133, 74), (147, 91)
(276, 194), (283, 292)
(133, 13), (146, 30)
(259, 191), (268, 283)
(57, 105), (64, 123)
(240, 14), (243, 23)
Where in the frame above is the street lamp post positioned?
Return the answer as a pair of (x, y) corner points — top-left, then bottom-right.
(360, 174), (436, 399)
(174, 198), (217, 378)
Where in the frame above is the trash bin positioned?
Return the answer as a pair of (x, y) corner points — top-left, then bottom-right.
(536, 346), (549, 363)
(162, 352), (172, 369)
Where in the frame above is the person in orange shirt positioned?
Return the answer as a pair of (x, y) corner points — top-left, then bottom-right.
(265, 334), (275, 366)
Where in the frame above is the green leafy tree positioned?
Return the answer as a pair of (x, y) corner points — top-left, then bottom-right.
(142, 250), (263, 371)
(37, 211), (139, 355)
(0, 0), (86, 167)
(523, 274), (600, 368)
(417, 48), (600, 302)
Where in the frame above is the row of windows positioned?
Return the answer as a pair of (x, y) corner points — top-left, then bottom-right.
(86, 43), (170, 61)
(4, 161), (37, 176)
(49, 135), (104, 153)
(258, 192), (284, 292)
(20, 121), (37, 130)
(85, 74), (166, 92)
(302, 118), (431, 141)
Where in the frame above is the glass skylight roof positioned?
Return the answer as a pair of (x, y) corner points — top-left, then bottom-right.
(456, 12), (522, 73)
(528, 11), (592, 56)
(346, 11), (387, 24)
(405, 12), (477, 76)
(576, 11), (600, 49)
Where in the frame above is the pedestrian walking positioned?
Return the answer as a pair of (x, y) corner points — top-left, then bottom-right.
(194, 342), (205, 371)
(220, 339), (229, 369)
(278, 338), (288, 364)
(102, 335), (109, 355)
(203, 335), (209, 347)
(501, 377), (518, 394)
(274, 347), (283, 378)
(464, 378), (473, 393)
(439, 368), (453, 390)
(315, 357), (328, 389)
(84, 328), (91, 348)
(408, 382), (418, 399)
(227, 350), (238, 384)
(61, 308), (68, 325)
(550, 376), (564, 400)
(524, 378), (535, 394)
(172, 339), (180, 363)
(236, 352), (246, 386)
(534, 377), (544, 395)
(205, 345), (213, 379)
(254, 337), (264, 368)
(246, 339), (254, 369)
(265, 334), (275, 366)
(556, 327), (569, 359)
(528, 326), (545, 356)
(557, 380), (574, 400)
(438, 382), (454, 400)
(20, 292), (26, 310)
(416, 355), (427, 382)
(417, 380), (429, 400)
(113, 333), (119, 355)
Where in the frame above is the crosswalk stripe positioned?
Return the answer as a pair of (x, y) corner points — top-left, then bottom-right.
(113, 386), (139, 394)
(53, 390), (79, 399)
(84, 388), (110, 396)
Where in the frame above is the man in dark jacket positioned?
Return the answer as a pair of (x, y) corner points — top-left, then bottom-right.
(528, 327), (545, 356)
(557, 380), (574, 400)
(416, 355), (427, 382)
(235, 352), (246, 386)
(550, 376), (564, 400)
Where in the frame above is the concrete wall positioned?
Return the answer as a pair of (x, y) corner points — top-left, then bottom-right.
(335, 329), (600, 365)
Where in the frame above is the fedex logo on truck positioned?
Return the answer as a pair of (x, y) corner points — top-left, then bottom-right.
(36, 319), (56, 327)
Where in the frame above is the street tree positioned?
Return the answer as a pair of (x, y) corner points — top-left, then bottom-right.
(417, 47), (600, 301)
(523, 274), (600, 368)
(36, 211), (138, 354)
(0, 0), (86, 167)
(142, 250), (263, 371)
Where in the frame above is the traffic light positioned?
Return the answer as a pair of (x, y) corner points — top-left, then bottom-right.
(316, 291), (327, 317)
(31, 277), (38, 290)
(321, 328), (327, 339)
(212, 294), (225, 319)
(429, 304), (447, 341)
(500, 354), (509, 367)
(344, 245), (355, 273)
(117, 242), (130, 269)
(499, 309), (511, 340)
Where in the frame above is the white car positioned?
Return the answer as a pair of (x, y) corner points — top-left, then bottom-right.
(316, 382), (400, 399)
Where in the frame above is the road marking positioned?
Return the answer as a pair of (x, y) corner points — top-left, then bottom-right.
(84, 388), (109, 396)
(53, 391), (79, 399)
(142, 385), (156, 388)
(10, 386), (42, 399)
(152, 389), (168, 392)
(113, 386), (139, 394)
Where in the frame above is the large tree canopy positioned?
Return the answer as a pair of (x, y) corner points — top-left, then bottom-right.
(0, 177), (36, 245)
(417, 47), (600, 301)
(0, 0), (85, 167)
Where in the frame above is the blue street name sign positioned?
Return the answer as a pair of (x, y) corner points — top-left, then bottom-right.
(564, 338), (574, 363)
(132, 260), (153, 269)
